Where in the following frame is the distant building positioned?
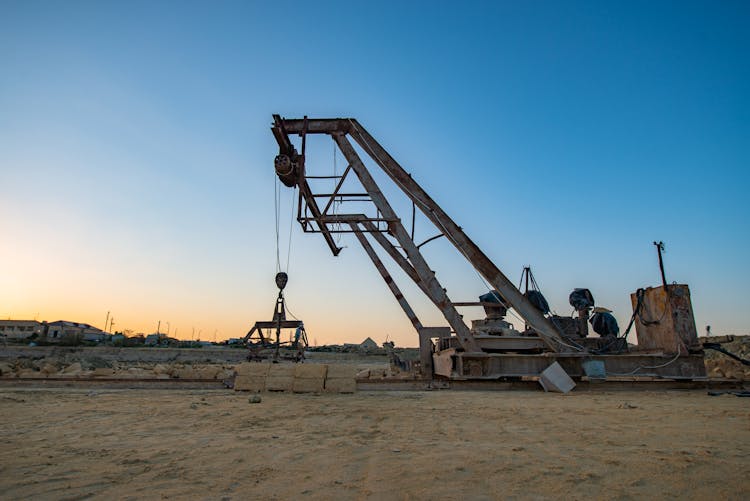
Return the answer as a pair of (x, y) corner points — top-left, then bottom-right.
(360, 337), (378, 351)
(144, 333), (178, 346)
(144, 333), (165, 346)
(45, 320), (109, 343)
(340, 337), (380, 353)
(0, 320), (43, 340)
(0, 319), (110, 343)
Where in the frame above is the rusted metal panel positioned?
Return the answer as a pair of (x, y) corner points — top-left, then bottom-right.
(452, 352), (706, 379)
(274, 118), (351, 134)
(631, 285), (699, 353)
(473, 335), (546, 351)
(433, 348), (456, 377)
(418, 327), (450, 378)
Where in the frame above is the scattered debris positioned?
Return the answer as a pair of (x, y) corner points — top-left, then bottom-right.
(707, 390), (750, 398)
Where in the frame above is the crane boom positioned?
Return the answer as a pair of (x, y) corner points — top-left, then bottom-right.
(271, 115), (566, 352)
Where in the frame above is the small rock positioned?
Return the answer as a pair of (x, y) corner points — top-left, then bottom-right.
(248, 395), (262, 404)
(618, 402), (638, 409)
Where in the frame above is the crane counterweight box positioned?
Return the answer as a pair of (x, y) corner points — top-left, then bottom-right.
(630, 284), (698, 353)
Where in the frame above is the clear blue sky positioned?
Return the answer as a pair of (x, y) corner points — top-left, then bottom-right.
(1, 1), (748, 345)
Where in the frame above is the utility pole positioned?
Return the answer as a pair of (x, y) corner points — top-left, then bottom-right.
(157, 320), (161, 335)
(104, 311), (110, 332)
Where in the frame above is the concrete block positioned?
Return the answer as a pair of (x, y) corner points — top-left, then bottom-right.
(235, 362), (272, 377)
(266, 364), (295, 391)
(234, 375), (266, 392)
(266, 376), (294, 391)
(293, 377), (325, 393)
(268, 364), (295, 377)
(294, 364), (328, 379)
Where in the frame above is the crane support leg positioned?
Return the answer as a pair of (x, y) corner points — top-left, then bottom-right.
(350, 223), (423, 333)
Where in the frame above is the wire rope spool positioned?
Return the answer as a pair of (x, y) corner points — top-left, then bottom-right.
(274, 153), (298, 187)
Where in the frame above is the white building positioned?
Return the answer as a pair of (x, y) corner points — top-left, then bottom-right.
(0, 320), (43, 340)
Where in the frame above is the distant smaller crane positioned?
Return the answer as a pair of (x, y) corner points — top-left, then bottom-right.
(243, 272), (308, 362)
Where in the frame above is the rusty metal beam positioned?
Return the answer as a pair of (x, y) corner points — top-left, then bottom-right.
(346, 119), (565, 352)
(320, 165), (353, 216)
(270, 118), (342, 256)
(297, 177), (342, 256)
(350, 223), (423, 333)
(300, 214), (394, 225)
(363, 221), (423, 287)
(278, 118), (351, 134)
(333, 133), (481, 353)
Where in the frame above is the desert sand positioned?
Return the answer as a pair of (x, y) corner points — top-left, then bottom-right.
(1, 388), (749, 500)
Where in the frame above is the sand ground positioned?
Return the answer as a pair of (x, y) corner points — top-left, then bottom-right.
(1, 388), (748, 500)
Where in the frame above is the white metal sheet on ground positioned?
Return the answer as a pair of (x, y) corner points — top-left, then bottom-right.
(539, 362), (576, 393)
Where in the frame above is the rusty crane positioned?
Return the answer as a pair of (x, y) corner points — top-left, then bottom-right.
(270, 115), (706, 383)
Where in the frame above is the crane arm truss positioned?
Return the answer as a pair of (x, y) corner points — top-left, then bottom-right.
(271, 115), (565, 352)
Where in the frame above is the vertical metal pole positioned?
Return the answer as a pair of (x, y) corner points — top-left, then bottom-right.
(653, 241), (667, 288)
(524, 267), (530, 293)
(275, 292), (283, 361)
(578, 308), (589, 338)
